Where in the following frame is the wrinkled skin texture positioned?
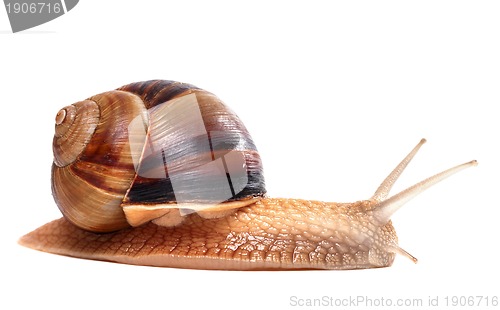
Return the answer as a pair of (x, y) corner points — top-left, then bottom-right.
(20, 198), (397, 270)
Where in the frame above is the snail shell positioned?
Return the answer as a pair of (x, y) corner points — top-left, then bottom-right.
(51, 80), (265, 232)
(19, 80), (477, 270)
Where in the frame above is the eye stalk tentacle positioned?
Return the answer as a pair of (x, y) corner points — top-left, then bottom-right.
(374, 159), (478, 225)
(371, 138), (427, 202)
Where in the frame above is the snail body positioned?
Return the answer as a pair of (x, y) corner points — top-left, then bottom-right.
(20, 80), (476, 270)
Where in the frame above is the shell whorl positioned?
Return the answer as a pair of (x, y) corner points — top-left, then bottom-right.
(53, 100), (99, 167)
(52, 91), (148, 232)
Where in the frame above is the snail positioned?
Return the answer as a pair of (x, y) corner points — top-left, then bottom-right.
(19, 80), (477, 270)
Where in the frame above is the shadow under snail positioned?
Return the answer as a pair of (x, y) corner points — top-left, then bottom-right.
(19, 80), (477, 270)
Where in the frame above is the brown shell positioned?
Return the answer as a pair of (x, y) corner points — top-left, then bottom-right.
(51, 80), (266, 232)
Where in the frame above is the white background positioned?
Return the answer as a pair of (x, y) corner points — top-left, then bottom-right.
(1, 1), (498, 309)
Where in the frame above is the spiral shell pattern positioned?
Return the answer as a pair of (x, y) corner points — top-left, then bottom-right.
(53, 100), (99, 167)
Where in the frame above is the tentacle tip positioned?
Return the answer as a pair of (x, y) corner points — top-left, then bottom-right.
(390, 244), (418, 264)
(420, 138), (427, 144)
(470, 160), (478, 166)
